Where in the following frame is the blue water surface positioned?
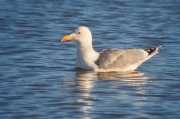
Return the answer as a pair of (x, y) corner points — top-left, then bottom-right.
(0, 0), (180, 118)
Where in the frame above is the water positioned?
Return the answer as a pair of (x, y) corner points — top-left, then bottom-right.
(0, 0), (180, 118)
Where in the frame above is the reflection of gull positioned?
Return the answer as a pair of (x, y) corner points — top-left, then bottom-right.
(74, 69), (149, 119)
(97, 71), (145, 80)
(75, 69), (149, 87)
(61, 26), (161, 72)
(75, 69), (97, 92)
(75, 69), (97, 119)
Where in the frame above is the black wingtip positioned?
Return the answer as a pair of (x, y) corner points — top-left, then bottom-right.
(145, 46), (161, 54)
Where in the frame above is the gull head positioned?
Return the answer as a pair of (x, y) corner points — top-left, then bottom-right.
(61, 26), (92, 44)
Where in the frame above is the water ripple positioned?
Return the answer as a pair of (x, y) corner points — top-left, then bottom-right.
(0, 0), (180, 118)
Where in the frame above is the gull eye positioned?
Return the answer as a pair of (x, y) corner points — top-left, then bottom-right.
(77, 31), (81, 34)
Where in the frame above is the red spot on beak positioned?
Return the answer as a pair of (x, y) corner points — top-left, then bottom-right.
(61, 35), (73, 42)
(63, 39), (67, 42)
(61, 39), (67, 42)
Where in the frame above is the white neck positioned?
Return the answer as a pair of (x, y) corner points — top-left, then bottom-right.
(76, 40), (99, 70)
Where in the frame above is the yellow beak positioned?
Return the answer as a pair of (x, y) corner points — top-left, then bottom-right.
(61, 35), (73, 42)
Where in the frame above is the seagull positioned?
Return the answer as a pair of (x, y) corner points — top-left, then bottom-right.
(61, 26), (161, 72)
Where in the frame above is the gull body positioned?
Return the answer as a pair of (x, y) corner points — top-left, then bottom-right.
(61, 26), (161, 72)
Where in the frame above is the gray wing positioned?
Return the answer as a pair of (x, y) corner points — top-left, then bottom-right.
(95, 49), (148, 69)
